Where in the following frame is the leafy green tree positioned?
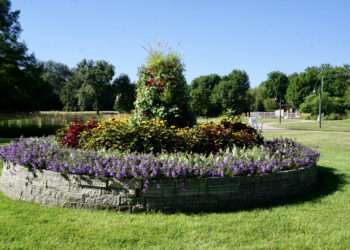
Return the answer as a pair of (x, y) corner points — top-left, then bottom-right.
(286, 71), (317, 110)
(285, 65), (350, 112)
(263, 98), (279, 111)
(249, 86), (266, 111)
(345, 86), (350, 109)
(300, 92), (346, 116)
(133, 51), (195, 127)
(190, 74), (221, 116)
(40, 60), (72, 109)
(61, 59), (114, 113)
(0, 0), (52, 112)
(211, 70), (250, 115)
(60, 81), (78, 111)
(191, 74), (221, 90)
(262, 71), (289, 106)
(190, 86), (212, 115)
(319, 64), (350, 97)
(113, 74), (135, 112)
(76, 83), (96, 111)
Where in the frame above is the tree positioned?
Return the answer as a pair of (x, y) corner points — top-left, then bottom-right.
(300, 92), (346, 116)
(249, 86), (266, 111)
(76, 83), (96, 111)
(211, 70), (250, 115)
(190, 74), (221, 116)
(345, 86), (350, 110)
(0, 0), (52, 112)
(60, 81), (78, 111)
(190, 86), (213, 115)
(61, 59), (115, 113)
(285, 65), (350, 112)
(191, 74), (221, 90)
(133, 50), (195, 127)
(263, 98), (279, 111)
(40, 60), (72, 109)
(286, 71), (317, 110)
(112, 74), (135, 112)
(262, 71), (289, 109)
(319, 64), (350, 97)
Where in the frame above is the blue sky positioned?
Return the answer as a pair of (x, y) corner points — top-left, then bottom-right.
(12, 0), (350, 86)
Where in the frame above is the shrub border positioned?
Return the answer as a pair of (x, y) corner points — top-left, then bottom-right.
(0, 162), (318, 212)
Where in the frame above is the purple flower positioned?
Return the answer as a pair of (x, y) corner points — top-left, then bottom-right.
(0, 137), (319, 192)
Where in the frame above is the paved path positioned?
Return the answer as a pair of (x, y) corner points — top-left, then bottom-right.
(262, 123), (286, 131)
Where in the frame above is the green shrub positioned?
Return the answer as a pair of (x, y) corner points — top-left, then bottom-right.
(263, 98), (279, 111)
(324, 113), (345, 120)
(133, 50), (195, 127)
(300, 113), (313, 120)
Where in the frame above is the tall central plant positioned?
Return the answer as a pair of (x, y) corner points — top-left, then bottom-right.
(133, 51), (195, 127)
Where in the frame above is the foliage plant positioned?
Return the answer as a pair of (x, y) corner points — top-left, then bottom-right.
(60, 117), (263, 154)
(133, 50), (195, 127)
(80, 118), (179, 153)
(56, 119), (97, 147)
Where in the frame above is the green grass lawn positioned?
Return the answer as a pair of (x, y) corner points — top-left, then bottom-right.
(1, 130), (350, 249)
(0, 138), (11, 144)
(264, 118), (350, 132)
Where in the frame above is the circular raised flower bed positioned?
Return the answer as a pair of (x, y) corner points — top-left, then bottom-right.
(0, 137), (319, 212)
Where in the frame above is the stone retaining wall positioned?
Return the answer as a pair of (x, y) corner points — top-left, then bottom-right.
(0, 162), (318, 212)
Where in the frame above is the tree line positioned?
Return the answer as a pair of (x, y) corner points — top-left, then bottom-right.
(0, 0), (135, 113)
(45, 60), (135, 113)
(190, 65), (350, 118)
(1, 0), (350, 118)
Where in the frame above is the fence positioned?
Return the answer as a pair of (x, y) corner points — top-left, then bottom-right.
(250, 111), (300, 119)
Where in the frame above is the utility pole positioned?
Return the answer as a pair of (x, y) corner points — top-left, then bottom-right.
(318, 76), (323, 128)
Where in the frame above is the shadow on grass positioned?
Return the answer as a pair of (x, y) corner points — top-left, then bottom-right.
(309, 165), (346, 198)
